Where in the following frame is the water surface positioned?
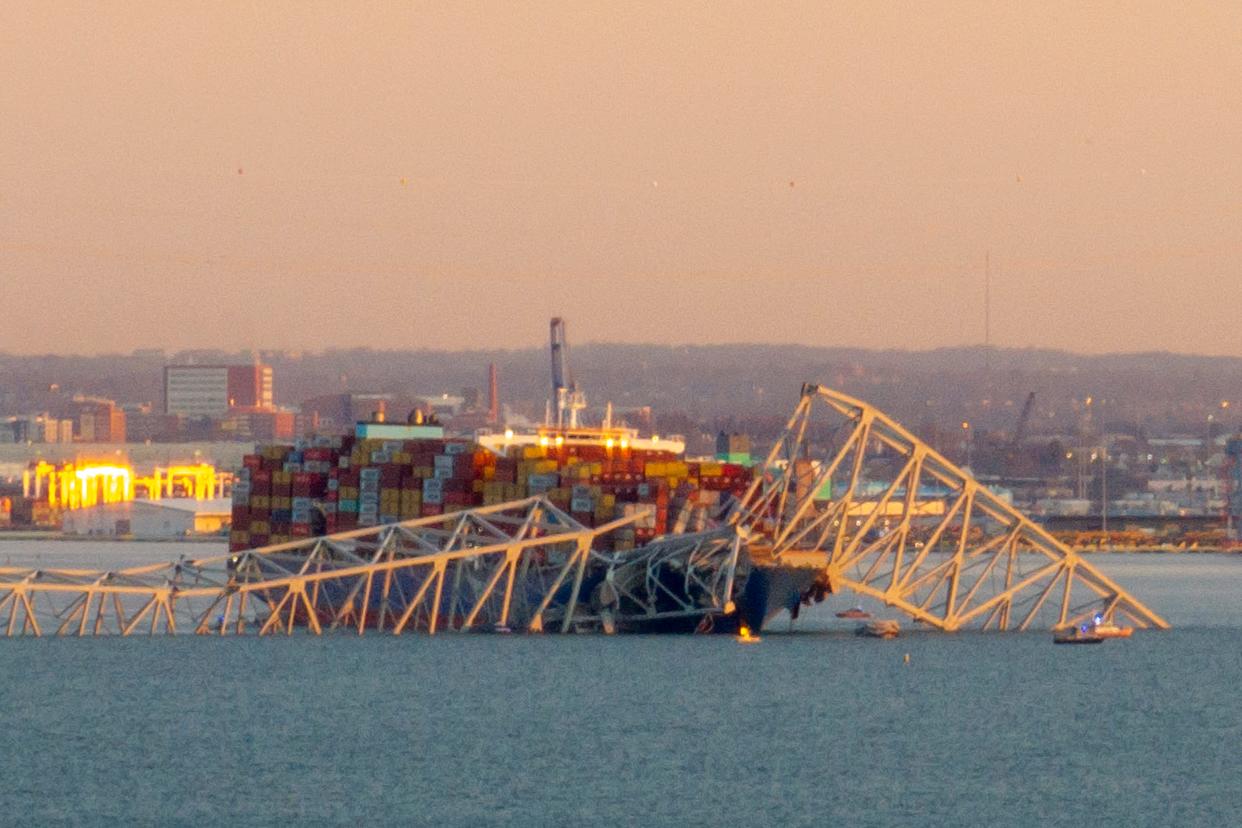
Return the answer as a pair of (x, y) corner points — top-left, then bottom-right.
(0, 544), (1237, 825)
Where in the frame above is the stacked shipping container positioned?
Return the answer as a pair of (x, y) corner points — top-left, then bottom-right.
(229, 435), (752, 553)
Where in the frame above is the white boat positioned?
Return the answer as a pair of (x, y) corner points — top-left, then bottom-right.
(856, 619), (900, 639)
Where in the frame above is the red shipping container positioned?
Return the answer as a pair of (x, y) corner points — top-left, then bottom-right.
(291, 472), (327, 498)
(413, 438), (445, 453)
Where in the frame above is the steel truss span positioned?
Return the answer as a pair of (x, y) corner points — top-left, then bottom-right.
(0, 497), (652, 638)
(0, 495), (751, 639)
(729, 384), (1168, 632)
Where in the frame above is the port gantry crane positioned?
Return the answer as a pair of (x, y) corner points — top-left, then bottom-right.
(0, 385), (1166, 637)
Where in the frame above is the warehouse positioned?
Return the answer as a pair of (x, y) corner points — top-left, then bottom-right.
(62, 499), (232, 539)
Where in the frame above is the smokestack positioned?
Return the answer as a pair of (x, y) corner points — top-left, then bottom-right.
(488, 362), (499, 424)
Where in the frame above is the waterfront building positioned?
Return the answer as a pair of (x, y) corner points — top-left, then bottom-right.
(75, 398), (126, 443)
(61, 497), (232, 539)
(164, 364), (274, 417)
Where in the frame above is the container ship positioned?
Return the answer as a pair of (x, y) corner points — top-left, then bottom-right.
(225, 321), (782, 632)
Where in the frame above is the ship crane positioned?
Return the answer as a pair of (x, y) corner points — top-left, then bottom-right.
(549, 317), (587, 428)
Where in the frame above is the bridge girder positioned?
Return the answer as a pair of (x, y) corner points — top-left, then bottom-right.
(0, 496), (645, 637)
(730, 384), (1168, 632)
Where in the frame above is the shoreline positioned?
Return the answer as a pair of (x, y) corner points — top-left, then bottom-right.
(0, 532), (225, 544)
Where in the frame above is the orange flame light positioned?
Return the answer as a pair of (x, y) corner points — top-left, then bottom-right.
(23, 460), (228, 511)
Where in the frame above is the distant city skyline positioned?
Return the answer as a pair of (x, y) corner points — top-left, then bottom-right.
(4, 3), (1241, 356)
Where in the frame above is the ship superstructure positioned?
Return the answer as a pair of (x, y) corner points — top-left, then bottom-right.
(479, 316), (684, 456)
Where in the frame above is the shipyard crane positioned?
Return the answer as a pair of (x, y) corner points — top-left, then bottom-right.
(549, 317), (586, 428)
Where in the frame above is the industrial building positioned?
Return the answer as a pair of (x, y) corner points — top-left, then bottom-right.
(299, 393), (395, 433)
(1, 415), (74, 444)
(75, 398), (126, 443)
(217, 408), (297, 441)
(61, 498), (232, 539)
(164, 364), (273, 417)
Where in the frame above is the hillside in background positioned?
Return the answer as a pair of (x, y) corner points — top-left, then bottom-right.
(3, 345), (1241, 442)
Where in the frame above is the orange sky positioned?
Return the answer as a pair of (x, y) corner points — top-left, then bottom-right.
(2, 2), (1240, 355)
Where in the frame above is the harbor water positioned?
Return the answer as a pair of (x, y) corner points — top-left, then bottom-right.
(0, 542), (1238, 825)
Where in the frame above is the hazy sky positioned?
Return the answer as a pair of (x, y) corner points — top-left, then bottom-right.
(3, 2), (1240, 355)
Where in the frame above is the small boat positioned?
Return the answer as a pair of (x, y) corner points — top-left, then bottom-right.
(856, 619), (900, 639)
(1054, 625), (1104, 645)
(835, 606), (871, 619)
(736, 624), (762, 644)
(1089, 616), (1133, 639)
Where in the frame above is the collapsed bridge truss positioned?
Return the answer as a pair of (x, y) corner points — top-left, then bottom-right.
(729, 384), (1169, 632)
(0, 385), (1167, 637)
(0, 497), (654, 637)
